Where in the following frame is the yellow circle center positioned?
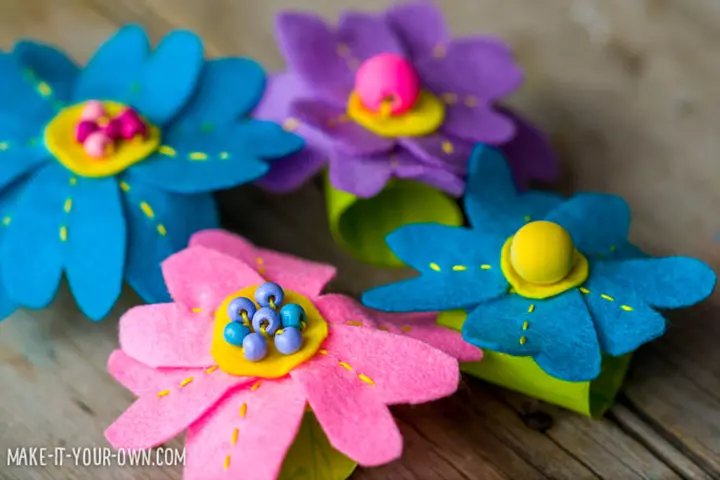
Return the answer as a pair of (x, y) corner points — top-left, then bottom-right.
(44, 101), (161, 178)
(210, 286), (328, 378)
(510, 221), (575, 285)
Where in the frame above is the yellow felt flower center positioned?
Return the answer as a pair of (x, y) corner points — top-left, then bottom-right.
(44, 101), (160, 177)
(346, 90), (445, 138)
(211, 286), (328, 378)
(501, 221), (589, 299)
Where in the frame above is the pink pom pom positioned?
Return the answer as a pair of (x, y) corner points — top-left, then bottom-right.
(354, 53), (420, 116)
(84, 132), (113, 158)
(117, 109), (147, 139)
(79, 100), (106, 121)
(75, 120), (98, 143)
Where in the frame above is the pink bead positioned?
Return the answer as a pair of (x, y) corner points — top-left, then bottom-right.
(79, 101), (106, 121)
(84, 132), (113, 158)
(104, 118), (124, 140)
(354, 53), (421, 116)
(117, 109), (147, 139)
(75, 120), (98, 143)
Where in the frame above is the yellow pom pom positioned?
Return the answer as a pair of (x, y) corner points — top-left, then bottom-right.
(510, 221), (575, 285)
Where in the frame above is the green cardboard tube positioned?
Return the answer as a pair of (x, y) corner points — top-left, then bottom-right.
(438, 310), (631, 417)
(324, 174), (464, 267)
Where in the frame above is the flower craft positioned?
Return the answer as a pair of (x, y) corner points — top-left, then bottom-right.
(362, 146), (716, 382)
(105, 230), (480, 480)
(0, 25), (303, 320)
(254, 1), (558, 266)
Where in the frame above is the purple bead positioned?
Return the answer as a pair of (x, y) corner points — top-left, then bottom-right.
(252, 307), (281, 336)
(254, 282), (284, 308)
(75, 121), (98, 143)
(104, 118), (124, 140)
(223, 322), (251, 346)
(227, 297), (256, 324)
(275, 327), (303, 355)
(280, 303), (307, 329)
(242, 333), (267, 362)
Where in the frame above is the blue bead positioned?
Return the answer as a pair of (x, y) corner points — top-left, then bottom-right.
(280, 303), (307, 329)
(252, 307), (281, 335)
(223, 322), (251, 346)
(242, 333), (267, 362)
(254, 282), (284, 308)
(275, 327), (303, 355)
(227, 297), (256, 324)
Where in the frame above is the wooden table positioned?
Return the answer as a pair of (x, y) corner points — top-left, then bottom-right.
(0, 1), (718, 479)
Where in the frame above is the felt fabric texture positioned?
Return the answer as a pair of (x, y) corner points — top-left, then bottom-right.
(362, 149), (717, 381)
(108, 231), (474, 478)
(0, 27), (304, 321)
(255, 1), (559, 198)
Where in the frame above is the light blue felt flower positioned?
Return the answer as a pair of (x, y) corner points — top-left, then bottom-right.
(0, 26), (304, 321)
(362, 145), (716, 381)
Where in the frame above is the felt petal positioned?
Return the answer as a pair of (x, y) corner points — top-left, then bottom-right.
(396, 162), (465, 197)
(162, 245), (264, 311)
(64, 176), (125, 320)
(0, 52), (55, 128)
(119, 303), (214, 368)
(0, 137), (48, 193)
(386, 1), (450, 59)
(105, 371), (248, 450)
(291, 99), (394, 156)
(593, 257), (717, 309)
(398, 133), (473, 175)
(189, 229), (337, 299)
(544, 192), (631, 257)
(361, 224), (508, 312)
(322, 323), (461, 404)
(13, 41), (79, 105)
(120, 173), (220, 303)
(581, 275), (667, 356)
(442, 103), (515, 144)
(275, 13), (354, 105)
(74, 26), (204, 125)
(463, 291), (602, 381)
(108, 349), (205, 397)
(337, 11), (405, 60)
(372, 311), (482, 362)
(0, 165), (69, 308)
(290, 357), (403, 466)
(463, 145), (563, 236)
(497, 107), (560, 186)
(172, 58), (266, 130)
(185, 378), (306, 480)
(255, 147), (328, 193)
(315, 294), (379, 327)
(328, 152), (393, 198)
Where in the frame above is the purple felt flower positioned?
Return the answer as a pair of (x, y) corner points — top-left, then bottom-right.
(254, 1), (559, 198)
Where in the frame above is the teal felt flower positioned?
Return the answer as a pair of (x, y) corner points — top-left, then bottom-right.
(362, 146), (716, 381)
(0, 26), (304, 321)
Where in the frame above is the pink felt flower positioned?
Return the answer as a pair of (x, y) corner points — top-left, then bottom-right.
(105, 230), (480, 480)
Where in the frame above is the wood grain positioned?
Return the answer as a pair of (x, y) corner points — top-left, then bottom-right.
(0, 0), (718, 479)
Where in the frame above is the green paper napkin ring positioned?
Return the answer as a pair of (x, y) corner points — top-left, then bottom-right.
(324, 174), (464, 267)
(438, 310), (632, 417)
(279, 411), (357, 480)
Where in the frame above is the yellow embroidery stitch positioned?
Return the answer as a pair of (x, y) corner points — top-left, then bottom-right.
(231, 428), (239, 445)
(338, 361), (352, 371)
(63, 198), (73, 213)
(140, 202), (155, 218)
(441, 141), (454, 154)
(251, 381), (262, 391)
(157, 390), (170, 397)
(189, 152), (208, 161)
(452, 265), (467, 271)
(158, 145), (176, 156)
(346, 320), (363, 326)
(601, 294), (615, 302)
(179, 377), (194, 387)
(480, 264), (492, 270)
(240, 403), (247, 417)
(59, 226), (68, 242)
(157, 224), (167, 236)
(205, 366), (218, 374)
(358, 374), (375, 385)
(579, 287), (591, 294)
(119, 181), (131, 192)
(528, 304), (535, 313)
(429, 262), (441, 271)
(621, 305), (634, 312)
(2, 216), (10, 226)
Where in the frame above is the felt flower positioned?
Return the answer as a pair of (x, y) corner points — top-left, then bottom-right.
(105, 230), (480, 480)
(254, 0), (558, 197)
(0, 26), (303, 321)
(362, 146), (716, 382)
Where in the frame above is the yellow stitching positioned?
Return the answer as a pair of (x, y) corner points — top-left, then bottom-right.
(480, 264), (491, 270)
(251, 381), (262, 391)
(119, 181), (131, 192)
(282, 118), (300, 131)
(257, 266), (266, 275)
(429, 262), (441, 271)
(255, 257), (264, 265)
(579, 287), (590, 294)
(140, 202), (154, 218)
(378, 326), (390, 331)
(37, 81), (52, 97)
(157, 390), (170, 397)
(63, 198), (73, 213)
(508, 287), (516, 294)
(601, 294), (615, 302)
(319, 349), (328, 355)
(432, 44), (447, 58)
(2, 216), (10, 226)
(231, 428), (239, 445)
(400, 326), (412, 333)
(224, 455), (231, 470)
(192, 308), (203, 313)
(441, 141), (454, 154)
(219, 152), (229, 160)
(158, 145), (176, 156)
(269, 298), (277, 310)
(69, 177), (77, 186)
(338, 361), (352, 371)
(621, 305), (633, 311)
(336, 43), (350, 56)
(522, 321), (529, 330)
(610, 245), (616, 252)
(358, 374), (374, 385)
(0, 142), (8, 150)
(59, 226), (68, 242)
(189, 152), (208, 161)
(441, 93), (457, 104)
(205, 366), (218, 374)
(240, 403), (247, 417)
(519, 336), (527, 345)
(157, 224), (167, 236)
(528, 304), (535, 313)
(452, 265), (467, 271)
(524, 215), (531, 222)
(180, 377), (194, 387)
(346, 320), (363, 326)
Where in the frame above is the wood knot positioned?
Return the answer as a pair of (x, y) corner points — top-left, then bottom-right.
(522, 411), (554, 432)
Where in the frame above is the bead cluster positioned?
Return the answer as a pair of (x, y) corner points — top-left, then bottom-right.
(223, 282), (307, 362)
(75, 101), (148, 158)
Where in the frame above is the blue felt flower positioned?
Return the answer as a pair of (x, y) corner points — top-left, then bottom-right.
(362, 146), (716, 381)
(0, 26), (304, 321)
